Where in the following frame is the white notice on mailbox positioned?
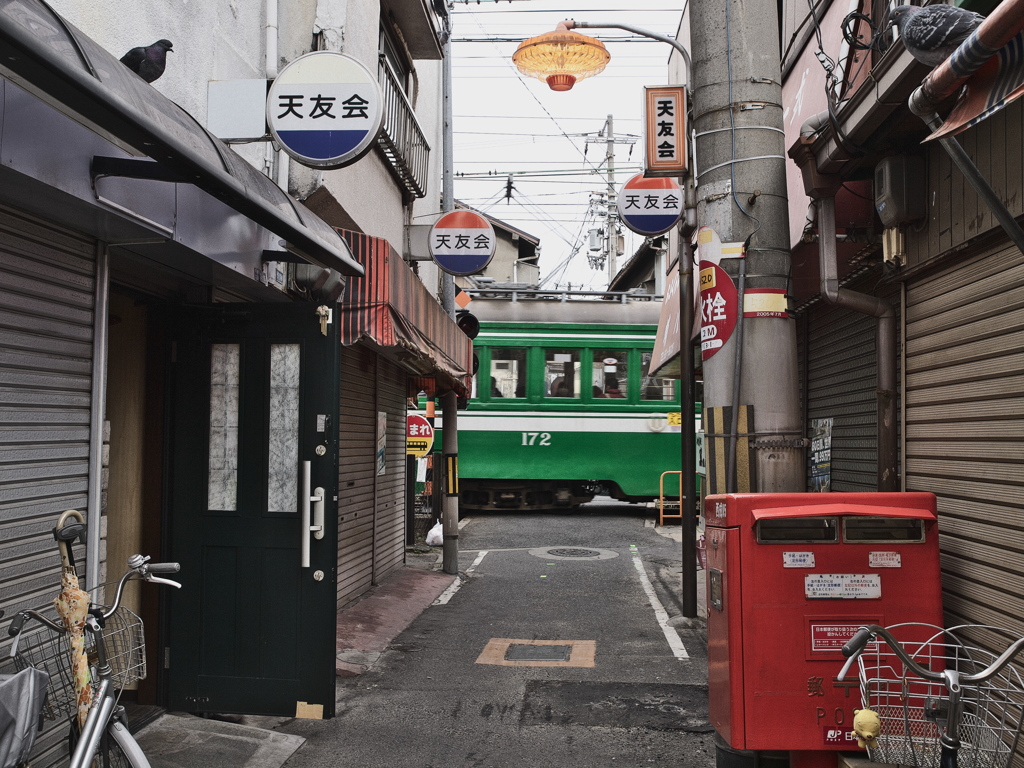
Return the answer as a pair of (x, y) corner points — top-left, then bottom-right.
(805, 574), (881, 599)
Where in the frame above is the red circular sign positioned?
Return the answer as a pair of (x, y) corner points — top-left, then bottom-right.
(406, 414), (435, 458)
(698, 261), (737, 361)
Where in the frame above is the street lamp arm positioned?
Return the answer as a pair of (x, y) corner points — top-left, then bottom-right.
(558, 19), (691, 86)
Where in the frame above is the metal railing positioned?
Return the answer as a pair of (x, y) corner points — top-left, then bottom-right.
(377, 56), (430, 199)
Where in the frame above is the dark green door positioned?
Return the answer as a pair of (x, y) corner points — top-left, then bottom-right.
(166, 303), (339, 718)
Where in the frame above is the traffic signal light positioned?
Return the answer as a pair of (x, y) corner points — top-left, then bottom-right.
(456, 311), (480, 339)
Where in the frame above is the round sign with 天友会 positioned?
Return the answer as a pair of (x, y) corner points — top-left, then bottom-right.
(617, 175), (683, 236)
(267, 52), (384, 169)
(429, 211), (496, 276)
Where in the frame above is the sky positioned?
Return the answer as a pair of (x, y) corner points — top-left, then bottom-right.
(448, 0), (687, 291)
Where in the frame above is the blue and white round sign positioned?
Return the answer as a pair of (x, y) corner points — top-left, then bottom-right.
(267, 52), (384, 169)
(429, 211), (496, 276)
(616, 174), (683, 236)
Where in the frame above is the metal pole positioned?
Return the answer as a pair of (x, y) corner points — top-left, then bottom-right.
(680, 236), (697, 618)
(86, 243), (110, 593)
(440, 10), (459, 575)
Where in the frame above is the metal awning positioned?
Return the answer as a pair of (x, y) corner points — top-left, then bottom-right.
(0, 0), (362, 276)
(337, 230), (472, 397)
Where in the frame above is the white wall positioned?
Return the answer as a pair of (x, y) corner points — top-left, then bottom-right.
(51, 0), (445, 281)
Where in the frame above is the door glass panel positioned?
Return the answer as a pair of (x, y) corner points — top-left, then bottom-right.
(545, 349), (580, 398)
(268, 344), (301, 513)
(208, 344), (240, 511)
(592, 350), (628, 398)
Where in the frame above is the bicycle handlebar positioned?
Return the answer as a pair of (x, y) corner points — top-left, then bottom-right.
(840, 624), (1024, 687)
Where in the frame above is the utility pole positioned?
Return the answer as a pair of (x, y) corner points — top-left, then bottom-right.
(440, 9), (459, 575)
(690, 0), (804, 491)
(585, 115), (632, 282)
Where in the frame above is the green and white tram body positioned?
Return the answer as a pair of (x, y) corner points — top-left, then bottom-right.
(457, 293), (686, 512)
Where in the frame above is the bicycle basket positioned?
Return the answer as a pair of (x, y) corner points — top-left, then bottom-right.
(88, 606), (146, 689)
(853, 624), (1024, 768)
(7, 608), (76, 722)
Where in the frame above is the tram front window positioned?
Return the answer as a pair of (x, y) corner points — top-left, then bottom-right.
(545, 349), (580, 398)
(490, 348), (527, 398)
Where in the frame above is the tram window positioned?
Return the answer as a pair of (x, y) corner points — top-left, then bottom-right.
(592, 350), (628, 398)
(490, 348), (527, 398)
(640, 351), (676, 401)
(545, 349), (580, 397)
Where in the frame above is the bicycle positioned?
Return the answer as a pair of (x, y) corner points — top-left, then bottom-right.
(5, 510), (181, 768)
(840, 623), (1024, 768)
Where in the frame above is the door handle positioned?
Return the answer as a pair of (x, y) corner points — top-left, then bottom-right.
(301, 460), (325, 568)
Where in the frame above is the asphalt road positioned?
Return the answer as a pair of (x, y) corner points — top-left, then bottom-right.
(280, 500), (712, 768)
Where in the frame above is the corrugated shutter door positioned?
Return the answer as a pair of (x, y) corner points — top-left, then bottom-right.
(802, 272), (900, 491)
(373, 357), (409, 581)
(905, 240), (1024, 634)
(338, 346), (377, 608)
(0, 205), (96, 767)
(336, 348), (411, 608)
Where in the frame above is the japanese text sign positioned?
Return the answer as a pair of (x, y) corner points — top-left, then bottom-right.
(644, 86), (687, 177)
(267, 52), (384, 168)
(617, 174), (683, 236)
(406, 414), (435, 458)
(699, 261), (737, 361)
(429, 210), (496, 276)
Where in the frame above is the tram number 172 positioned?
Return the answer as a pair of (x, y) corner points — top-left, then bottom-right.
(521, 432), (552, 446)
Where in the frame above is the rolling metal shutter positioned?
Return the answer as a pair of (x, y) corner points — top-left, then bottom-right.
(0, 205), (97, 767)
(801, 270), (901, 491)
(336, 346), (410, 608)
(904, 240), (1024, 636)
(372, 356), (409, 581)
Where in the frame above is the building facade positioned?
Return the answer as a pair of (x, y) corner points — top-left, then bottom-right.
(0, 0), (468, 762)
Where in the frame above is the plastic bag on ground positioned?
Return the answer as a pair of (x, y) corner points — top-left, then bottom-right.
(425, 520), (443, 547)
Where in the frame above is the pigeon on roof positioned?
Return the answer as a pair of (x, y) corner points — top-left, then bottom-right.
(889, 5), (985, 67)
(119, 39), (174, 83)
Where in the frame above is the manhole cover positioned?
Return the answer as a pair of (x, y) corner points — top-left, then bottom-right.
(547, 548), (601, 558)
(528, 546), (619, 561)
(505, 644), (572, 662)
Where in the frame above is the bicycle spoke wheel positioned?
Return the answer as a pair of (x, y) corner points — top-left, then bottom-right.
(97, 725), (135, 768)
(68, 716), (149, 768)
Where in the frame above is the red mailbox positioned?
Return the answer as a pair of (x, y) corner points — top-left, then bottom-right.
(705, 492), (944, 768)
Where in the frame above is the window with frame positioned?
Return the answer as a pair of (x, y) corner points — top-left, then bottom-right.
(489, 348), (527, 398)
(640, 350), (676, 401)
(545, 349), (580, 398)
(380, 24), (413, 99)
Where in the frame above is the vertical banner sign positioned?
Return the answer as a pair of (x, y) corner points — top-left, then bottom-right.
(267, 52), (384, 168)
(617, 174), (683, 236)
(810, 418), (833, 492)
(644, 86), (687, 177)
(698, 261), (737, 361)
(429, 211), (497, 276)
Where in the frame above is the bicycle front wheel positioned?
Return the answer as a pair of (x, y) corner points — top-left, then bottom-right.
(68, 718), (150, 768)
(100, 721), (150, 768)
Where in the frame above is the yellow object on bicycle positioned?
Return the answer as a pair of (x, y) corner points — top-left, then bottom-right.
(851, 708), (881, 749)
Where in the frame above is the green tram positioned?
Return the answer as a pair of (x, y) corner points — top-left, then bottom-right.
(453, 292), (691, 512)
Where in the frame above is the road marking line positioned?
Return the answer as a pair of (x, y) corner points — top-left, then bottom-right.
(631, 553), (689, 660)
(432, 550), (488, 606)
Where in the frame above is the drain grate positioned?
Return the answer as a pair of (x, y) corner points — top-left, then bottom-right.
(546, 548), (601, 558)
(505, 644), (572, 662)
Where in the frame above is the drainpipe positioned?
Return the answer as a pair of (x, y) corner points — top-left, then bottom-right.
(790, 114), (898, 492)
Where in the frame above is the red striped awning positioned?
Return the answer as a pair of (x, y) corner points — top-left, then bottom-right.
(337, 229), (473, 397)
